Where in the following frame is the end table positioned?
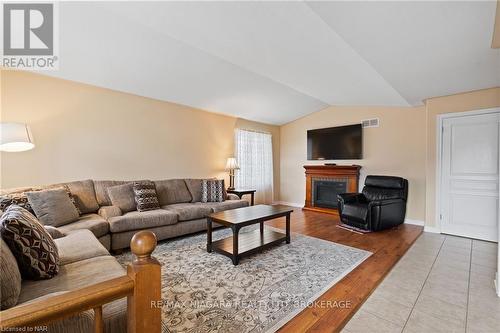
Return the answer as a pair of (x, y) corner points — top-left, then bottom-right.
(227, 189), (256, 206)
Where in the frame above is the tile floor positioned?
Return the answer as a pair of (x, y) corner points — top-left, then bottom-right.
(342, 232), (500, 333)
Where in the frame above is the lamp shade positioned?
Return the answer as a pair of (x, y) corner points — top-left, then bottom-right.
(0, 122), (35, 152)
(225, 157), (240, 170)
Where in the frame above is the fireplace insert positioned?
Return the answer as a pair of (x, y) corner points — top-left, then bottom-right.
(312, 179), (348, 209)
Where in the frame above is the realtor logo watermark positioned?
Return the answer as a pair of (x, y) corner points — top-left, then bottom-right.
(1, 2), (58, 70)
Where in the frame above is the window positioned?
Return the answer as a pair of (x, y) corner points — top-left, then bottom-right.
(235, 129), (274, 204)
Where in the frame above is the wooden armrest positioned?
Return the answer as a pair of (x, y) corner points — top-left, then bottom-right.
(0, 276), (134, 329)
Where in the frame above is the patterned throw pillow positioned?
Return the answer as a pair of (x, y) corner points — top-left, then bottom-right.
(0, 192), (35, 214)
(133, 181), (160, 212)
(0, 186), (80, 216)
(201, 179), (226, 203)
(0, 205), (59, 280)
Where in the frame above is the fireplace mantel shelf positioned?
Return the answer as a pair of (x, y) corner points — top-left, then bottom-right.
(303, 165), (361, 216)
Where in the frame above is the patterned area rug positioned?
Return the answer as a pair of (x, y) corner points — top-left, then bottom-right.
(115, 226), (371, 333)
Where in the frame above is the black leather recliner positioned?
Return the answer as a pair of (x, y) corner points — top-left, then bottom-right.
(337, 175), (408, 231)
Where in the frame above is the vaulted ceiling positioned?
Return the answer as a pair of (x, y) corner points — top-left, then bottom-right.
(43, 1), (500, 125)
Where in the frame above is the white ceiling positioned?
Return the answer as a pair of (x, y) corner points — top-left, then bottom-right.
(42, 1), (500, 125)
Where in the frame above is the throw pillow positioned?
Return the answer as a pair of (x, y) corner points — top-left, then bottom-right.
(0, 186), (80, 217)
(201, 179), (226, 203)
(26, 188), (80, 227)
(0, 238), (21, 309)
(0, 192), (35, 215)
(107, 183), (136, 213)
(133, 181), (160, 212)
(0, 205), (59, 280)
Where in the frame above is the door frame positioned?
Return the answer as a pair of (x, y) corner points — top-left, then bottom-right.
(435, 107), (500, 234)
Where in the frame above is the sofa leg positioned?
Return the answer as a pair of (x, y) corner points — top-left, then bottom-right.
(112, 249), (124, 255)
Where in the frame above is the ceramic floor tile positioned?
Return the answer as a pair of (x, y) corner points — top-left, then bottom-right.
(443, 235), (472, 249)
(362, 294), (413, 326)
(343, 309), (403, 333)
(371, 282), (421, 308)
(413, 293), (466, 325)
(350, 232), (498, 333)
(420, 280), (468, 308)
(433, 254), (471, 271)
(470, 262), (496, 278)
(472, 239), (497, 254)
(429, 264), (470, 282)
(471, 251), (497, 269)
(439, 245), (471, 257)
(466, 312), (500, 333)
(403, 309), (465, 333)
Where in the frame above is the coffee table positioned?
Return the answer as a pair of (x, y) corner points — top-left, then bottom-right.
(207, 204), (293, 265)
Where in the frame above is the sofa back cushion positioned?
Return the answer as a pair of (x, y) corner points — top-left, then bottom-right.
(184, 179), (203, 203)
(0, 238), (21, 309)
(26, 188), (80, 227)
(107, 183), (136, 213)
(48, 180), (99, 214)
(94, 180), (129, 206)
(0, 205), (59, 280)
(154, 179), (192, 206)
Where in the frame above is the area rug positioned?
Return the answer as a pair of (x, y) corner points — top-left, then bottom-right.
(115, 226), (372, 333)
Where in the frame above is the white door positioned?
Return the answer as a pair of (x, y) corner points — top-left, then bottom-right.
(441, 111), (500, 242)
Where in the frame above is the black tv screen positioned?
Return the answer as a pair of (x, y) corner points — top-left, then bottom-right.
(307, 124), (362, 160)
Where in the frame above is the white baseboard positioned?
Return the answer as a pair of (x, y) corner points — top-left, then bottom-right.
(404, 219), (425, 226)
(273, 201), (303, 208)
(424, 225), (441, 233)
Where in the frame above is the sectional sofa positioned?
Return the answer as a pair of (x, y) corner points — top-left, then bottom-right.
(1, 179), (249, 251)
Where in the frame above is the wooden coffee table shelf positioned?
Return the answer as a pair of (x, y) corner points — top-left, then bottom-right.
(211, 229), (287, 258)
(207, 205), (293, 265)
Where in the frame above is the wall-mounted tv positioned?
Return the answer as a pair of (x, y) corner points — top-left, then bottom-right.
(307, 124), (362, 160)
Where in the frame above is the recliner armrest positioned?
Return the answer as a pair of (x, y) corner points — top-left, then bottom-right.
(368, 198), (404, 208)
(98, 205), (122, 220)
(337, 193), (365, 204)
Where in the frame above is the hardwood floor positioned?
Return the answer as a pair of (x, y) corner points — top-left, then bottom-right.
(265, 207), (423, 333)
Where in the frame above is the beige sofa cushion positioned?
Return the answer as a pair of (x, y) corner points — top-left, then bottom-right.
(0, 239), (21, 309)
(18, 256), (125, 304)
(108, 209), (178, 233)
(107, 183), (136, 213)
(58, 213), (109, 238)
(94, 180), (129, 206)
(154, 179), (192, 205)
(55, 229), (109, 265)
(26, 188), (80, 227)
(202, 200), (249, 212)
(184, 179), (203, 203)
(50, 180), (99, 214)
(162, 202), (213, 221)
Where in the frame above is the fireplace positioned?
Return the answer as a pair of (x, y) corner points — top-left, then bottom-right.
(303, 165), (361, 215)
(312, 178), (348, 209)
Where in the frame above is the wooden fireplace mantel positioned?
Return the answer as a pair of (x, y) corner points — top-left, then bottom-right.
(303, 165), (361, 215)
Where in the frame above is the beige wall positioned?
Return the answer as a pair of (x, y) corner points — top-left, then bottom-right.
(424, 87), (500, 227)
(0, 70), (280, 201)
(280, 106), (427, 221)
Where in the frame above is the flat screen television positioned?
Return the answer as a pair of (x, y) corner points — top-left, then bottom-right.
(307, 124), (362, 160)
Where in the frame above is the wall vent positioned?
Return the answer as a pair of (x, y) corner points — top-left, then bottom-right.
(362, 118), (379, 128)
